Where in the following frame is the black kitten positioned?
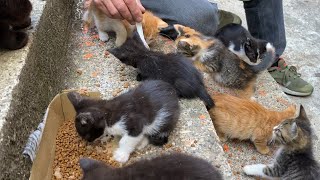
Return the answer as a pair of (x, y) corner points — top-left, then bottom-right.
(244, 105), (320, 179)
(214, 23), (270, 64)
(67, 80), (180, 163)
(80, 153), (223, 180)
(0, 0), (32, 50)
(108, 36), (214, 109)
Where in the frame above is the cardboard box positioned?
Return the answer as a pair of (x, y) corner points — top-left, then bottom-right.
(29, 90), (101, 180)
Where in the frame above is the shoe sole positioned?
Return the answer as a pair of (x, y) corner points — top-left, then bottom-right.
(281, 86), (313, 97)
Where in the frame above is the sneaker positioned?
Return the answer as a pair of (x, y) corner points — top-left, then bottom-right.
(268, 59), (314, 96)
(217, 10), (242, 29)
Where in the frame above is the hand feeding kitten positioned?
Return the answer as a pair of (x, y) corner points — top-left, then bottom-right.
(244, 105), (320, 179)
(174, 24), (275, 99)
(67, 80), (180, 163)
(209, 93), (296, 154)
(79, 153), (223, 180)
(0, 0), (32, 50)
(108, 35), (214, 109)
(83, 2), (168, 47)
(214, 23), (270, 65)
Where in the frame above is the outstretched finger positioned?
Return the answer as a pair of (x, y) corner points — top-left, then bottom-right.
(111, 0), (134, 23)
(136, 0), (145, 13)
(93, 0), (111, 17)
(124, 0), (143, 23)
(103, 0), (123, 19)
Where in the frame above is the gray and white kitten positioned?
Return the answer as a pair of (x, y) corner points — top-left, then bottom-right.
(244, 105), (320, 179)
(214, 23), (270, 65)
(79, 153), (223, 180)
(67, 80), (180, 163)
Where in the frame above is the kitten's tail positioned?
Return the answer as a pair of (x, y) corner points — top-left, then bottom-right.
(198, 88), (215, 109)
(250, 43), (276, 73)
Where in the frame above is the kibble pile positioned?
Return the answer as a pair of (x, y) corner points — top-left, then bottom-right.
(52, 119), (119, 179)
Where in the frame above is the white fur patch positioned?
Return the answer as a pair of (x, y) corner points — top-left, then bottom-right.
(228, 42), (260, 65)
(113, 134), (144, 163)
(143, 107), (169, 135)
(98, 30), (109, 42)
(104, 117), (127, 136)
(243, 164), (267, 177)
(266, 43), (275, 52)
(200, 50), (215, 62)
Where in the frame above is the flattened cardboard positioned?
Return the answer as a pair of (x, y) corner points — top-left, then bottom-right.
(29, 90), (101, 180)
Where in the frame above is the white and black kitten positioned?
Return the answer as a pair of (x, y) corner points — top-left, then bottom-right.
(79, 153), (223, 180)
(67, 80), (180, 163)
(108, 35), (214, 109)
(244, 105), (320, 179)
(214, 23), (270, 65)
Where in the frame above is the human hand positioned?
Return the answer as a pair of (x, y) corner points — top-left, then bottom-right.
(93, 0), (145, 24)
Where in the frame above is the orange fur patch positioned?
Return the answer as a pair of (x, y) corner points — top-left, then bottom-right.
(209, 93), (296, 154)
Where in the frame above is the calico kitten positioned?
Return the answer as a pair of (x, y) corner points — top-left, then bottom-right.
(79, 153), (223, 180)
(214, 23), (270, 65)
(67, 80), (180, 163)
(0, 0), (32, 50)
(244, 105), (320, 179)
(108, 36), (214, 109)
(209, 93), (296, 154)
(83, 2), (168, 47)
(174, 24), (275, 99)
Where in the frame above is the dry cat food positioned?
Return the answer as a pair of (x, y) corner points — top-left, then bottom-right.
(52, 119), (119, 179)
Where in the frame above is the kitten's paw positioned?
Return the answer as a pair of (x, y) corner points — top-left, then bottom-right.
(243, 164), (266, 176)
(137, 137), (149, 150)
(98, 32), (109, 42)
(250, 96), (257, 101)
(113, 149), (130, 163)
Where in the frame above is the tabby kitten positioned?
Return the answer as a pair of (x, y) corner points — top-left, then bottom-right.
(108, 35), (214, 109)
(214, 23), (270, 65)
(67, 80), (180, 163)
(174, 24), (275, 99)
(80, 153), (223, 180)
(0, 0), (32, 50)
(209, 93), (296, 154)
(244, 105), (320, 179)
(83, 2), (168, 47)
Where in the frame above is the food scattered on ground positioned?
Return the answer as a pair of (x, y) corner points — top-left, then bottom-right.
(112, 88), (122, 97)
(123, 82), (130, 88)
(199, 114), (206, 120)
(78, 88), (89, 96)
(76, 69), (83, 75)
(83, 53), (93, 59)
(223, 144), (230, 152)
(104, 51), (110, 57)
(52, 119), (119, 180)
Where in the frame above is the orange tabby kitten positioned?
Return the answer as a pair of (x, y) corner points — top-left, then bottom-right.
(209, 93), (296, 154)
(83, 2), (168, 46)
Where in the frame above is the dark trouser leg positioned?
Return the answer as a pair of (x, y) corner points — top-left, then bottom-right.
(141, 0), (219, 36)
(243, 0), (286, 65)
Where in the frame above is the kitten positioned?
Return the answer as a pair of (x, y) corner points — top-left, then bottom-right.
(108, 36), (214, 109)
(67, 80), (180, 163)
(79, 153), (223, 180)
(244, 105), (320, 179)
(209, 93), (296, 154)
(0, 0), (32, 50)
(214, 23), (270, 65)
(174, 24), (275, 99)
(83, 2), (168, 47)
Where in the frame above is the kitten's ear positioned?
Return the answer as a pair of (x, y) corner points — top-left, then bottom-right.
(79, 158), (99, 171)
(291, 122), (298, 138)
(298, 105), (308, 120)
(173, 24), (185, 35)
(157, 19), (168, 29)
(67, 92), (83, 110)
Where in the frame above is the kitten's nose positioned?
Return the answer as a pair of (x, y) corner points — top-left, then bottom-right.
(178, 41), (190, 49)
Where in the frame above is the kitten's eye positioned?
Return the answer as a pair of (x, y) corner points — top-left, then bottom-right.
(185, 34), (190, 38)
